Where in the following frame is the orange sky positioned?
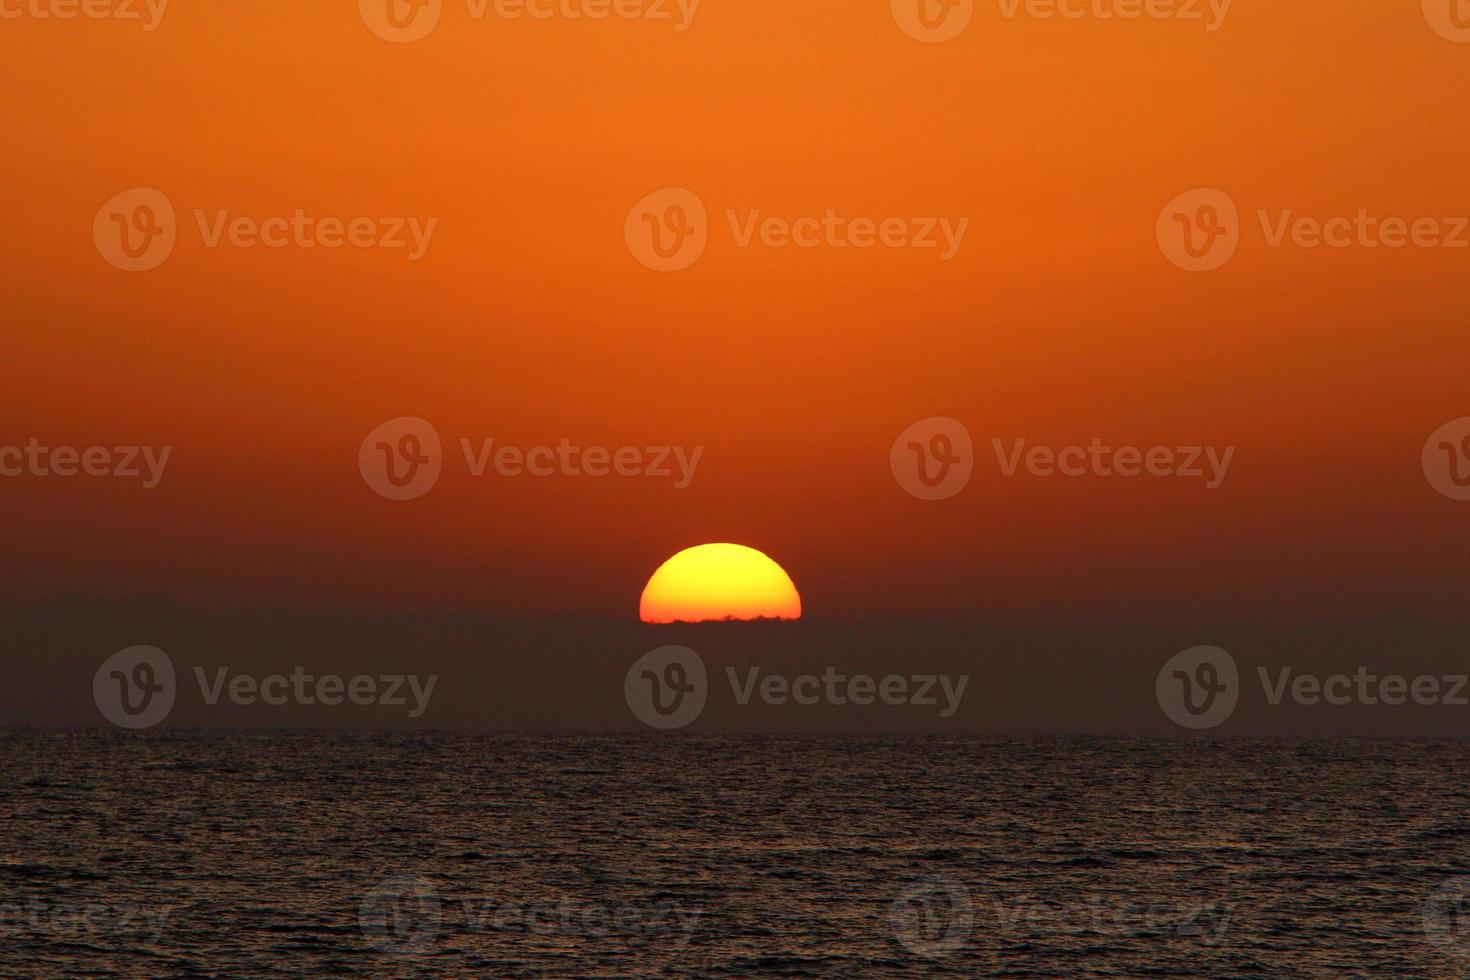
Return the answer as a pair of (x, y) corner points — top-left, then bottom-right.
(2, 0), (1468, 620)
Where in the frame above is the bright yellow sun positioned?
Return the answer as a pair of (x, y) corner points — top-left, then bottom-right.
(639, 543), (802, 623)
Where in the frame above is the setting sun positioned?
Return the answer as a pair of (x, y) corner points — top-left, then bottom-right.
(639, 544), (802, 623)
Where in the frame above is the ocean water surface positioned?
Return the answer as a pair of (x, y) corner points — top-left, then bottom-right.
(2, 732), (1469, 977)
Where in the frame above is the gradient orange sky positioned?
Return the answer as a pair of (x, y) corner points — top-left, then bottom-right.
(2, 1), (1468, 620)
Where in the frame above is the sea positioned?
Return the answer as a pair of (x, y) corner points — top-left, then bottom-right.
(2, 731), (1468, 977)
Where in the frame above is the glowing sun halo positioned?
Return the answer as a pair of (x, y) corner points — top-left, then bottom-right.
(639, 543), (802, 623)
